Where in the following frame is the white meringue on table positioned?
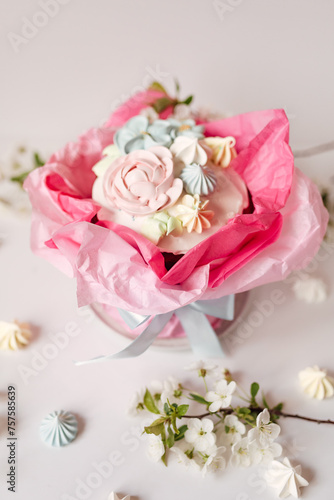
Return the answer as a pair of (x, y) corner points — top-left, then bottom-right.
(298, 365), (334, 400)
(108, 494), (131, 500)
(0, 321), (31, 350)
(265, 457), (309, 498)
(292, 276), (327, 303)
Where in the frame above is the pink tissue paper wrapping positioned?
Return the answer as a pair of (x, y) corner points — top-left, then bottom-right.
(24, 90), (328, 324)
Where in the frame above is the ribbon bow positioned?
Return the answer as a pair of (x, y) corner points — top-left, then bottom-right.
(76, 295), (234, 365)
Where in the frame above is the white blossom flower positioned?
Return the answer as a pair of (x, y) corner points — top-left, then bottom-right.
(206, 380), (236, 412)
(218, 415), (246, 446)
(194, 107), (226, 122)
(231, 437), (252, 467)
(126, 387), (146, 418)
(0, 143), (35, 179)
(146, 434), (165, 462)
(298, 365), (334, 399)
(139, 106), (159, 123)
(248, 440), (282, 465)
(265, 457), (309, 498)
(171, 104), (193, 121)
(184, 360), (218, 378)
(161, 376), (183, 405)
(0, 180), (31, 215)
(127, 380), (163, 417)
(185, 418), (216, 452)
(197, 445), (226, 477)
(248, 409), (281, 447)
(170, 440), (201, 471)
(292, 276), (327, 303)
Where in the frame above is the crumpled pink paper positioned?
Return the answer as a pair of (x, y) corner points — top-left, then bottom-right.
(24, 90), (328, 317)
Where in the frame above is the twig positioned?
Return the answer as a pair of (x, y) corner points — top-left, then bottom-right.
(187, 407), (334, 425)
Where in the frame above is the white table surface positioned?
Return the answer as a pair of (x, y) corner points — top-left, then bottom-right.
(0, 209), (334, 500)
(1, 0), (334, 499)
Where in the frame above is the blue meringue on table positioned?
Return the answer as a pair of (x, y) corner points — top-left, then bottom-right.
(40, 410), (78, 447)
(180, 163), (217, 195)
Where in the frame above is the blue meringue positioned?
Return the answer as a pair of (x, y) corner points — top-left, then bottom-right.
(40, 410), (78, 447)
(180, 163), (217, 196)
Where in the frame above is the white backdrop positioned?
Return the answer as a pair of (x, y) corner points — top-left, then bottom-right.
(1, 1), (334, 500)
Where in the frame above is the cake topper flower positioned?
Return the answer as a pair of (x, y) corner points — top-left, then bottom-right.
(172, 194), (214, 233)
(93, 146), (183, 215)
(166, 118), (204, 140)
(114, 115), (171, 154)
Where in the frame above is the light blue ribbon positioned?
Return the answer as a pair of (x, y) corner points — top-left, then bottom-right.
(75, 295), (234, 365)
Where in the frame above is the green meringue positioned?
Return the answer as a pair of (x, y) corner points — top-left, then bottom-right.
(141, 211), (182, 244)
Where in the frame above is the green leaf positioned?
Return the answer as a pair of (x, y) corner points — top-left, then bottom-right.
(171, 415), (178, 434)
(189, 393), (209, 405)
(273, 402), (284, 412)
(143, 389), (160, 414)
(262, 392), (269, 409)
(10, 171), (31, 186)
(148, 81), (167, 94)
(250, 382), (260, 400)
(225, 425), (230, 434)
(144, 422), (165, 436)
(174, 424), (188, 441)
(176, 404), (189, 418)
(181, 95), (193, 106)
(164, 402), (171, 415)
(174, 78), (180, 95)
(34, 152), (45, 167)
(237, 406), (251, 415)
(152, 97), (173, 113)
(166, 425), (175, 448)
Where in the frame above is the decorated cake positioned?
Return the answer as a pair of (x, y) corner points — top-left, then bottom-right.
(24, 81), (328, 357)
(91, 116), (249, 255)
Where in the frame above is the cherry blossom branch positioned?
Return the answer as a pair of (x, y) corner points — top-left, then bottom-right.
(186, 407), (334, 425)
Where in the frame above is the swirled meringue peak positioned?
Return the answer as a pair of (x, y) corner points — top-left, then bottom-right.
(0, 321), (31, 351)
(40, 410), (78, 447)
(180, 163), (217, 196)
(298, 365), (334, 400)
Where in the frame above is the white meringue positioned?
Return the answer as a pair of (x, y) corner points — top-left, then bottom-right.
(108, 494), (131, 500)
(170, 194), (214, 234)
(0, 321), (31, 350)
(265, 457), (309, 498)
(298, 365), (334, 400)
(170, 136), (210, 166)
(204, 136), (237, 168)
(292, 276), (327, 303)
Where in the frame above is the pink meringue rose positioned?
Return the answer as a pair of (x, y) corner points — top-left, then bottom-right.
(102, 146), (183, 216)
